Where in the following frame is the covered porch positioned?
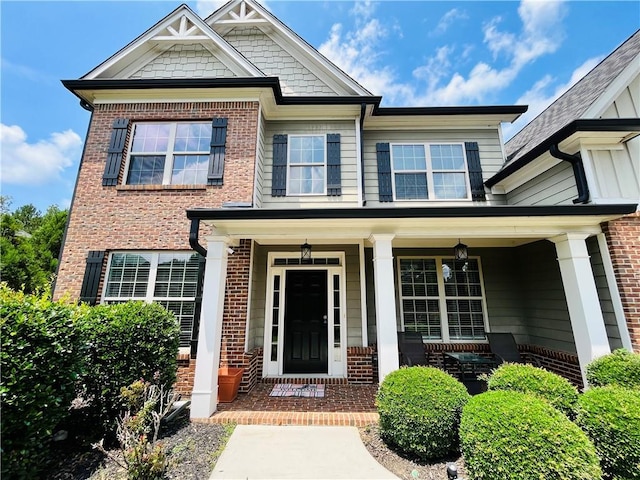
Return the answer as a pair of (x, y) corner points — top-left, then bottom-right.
(186, 204), (635, 420)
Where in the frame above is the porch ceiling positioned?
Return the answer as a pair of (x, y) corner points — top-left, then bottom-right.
(188, 204), (637, 247)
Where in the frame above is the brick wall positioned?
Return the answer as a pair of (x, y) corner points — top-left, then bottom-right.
(603, 212), (640, 351)
(175, 354), (196, 396)
(54, 101), (259, 300)
(347, 346), (376, 384)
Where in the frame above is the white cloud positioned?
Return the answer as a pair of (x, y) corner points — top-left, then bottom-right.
(503, 55), (603, 139)
(0, 124), (82, 185)
(317, 0), (569, 107)
(431, 8), (468, 36)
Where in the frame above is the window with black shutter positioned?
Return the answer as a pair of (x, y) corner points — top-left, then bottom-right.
(326, 134), (341, 196)
(465, 142), (486, 201)
(376, 142), (393, 202)
(208, 117), (228, 186)
(103, 119), (129, 186)
(272, 134), (288, 197)
(79, 250), (105, 305)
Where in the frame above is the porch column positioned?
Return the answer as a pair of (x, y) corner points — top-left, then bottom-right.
(190, 236), (231, 419)
(370, 234), (399, 382)
(550, 233), (610, 386)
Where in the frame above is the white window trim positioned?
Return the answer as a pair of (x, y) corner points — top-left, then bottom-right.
(101, 251), (199, 354)
(123, 122), (210, 186)
(390, 142), (472, 201)
(286, 134), (327, 196)
(396, 256), (489, 343)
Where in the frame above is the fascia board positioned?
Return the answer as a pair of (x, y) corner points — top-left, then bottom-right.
(583, 52), (640, 119)
(83, 5), (263, 80)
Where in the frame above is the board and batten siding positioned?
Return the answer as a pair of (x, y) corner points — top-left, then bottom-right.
(507, 162), (578, 205)
(262, 121), (360, 208)
(248, 244), (364, 351)
(586, 236), (623, 350)
(363, 129), (507, 207)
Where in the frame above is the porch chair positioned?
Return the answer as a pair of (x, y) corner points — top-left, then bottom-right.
(487, 332), (528, 365)
(397, 331), (429, 367)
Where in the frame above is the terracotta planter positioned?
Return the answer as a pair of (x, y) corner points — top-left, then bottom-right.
(217, 367), (244, 402)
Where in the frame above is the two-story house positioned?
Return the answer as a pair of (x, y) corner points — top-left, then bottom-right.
(55, 0), (639, 420)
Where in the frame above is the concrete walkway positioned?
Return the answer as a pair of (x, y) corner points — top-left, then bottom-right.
(210, 425), (399, 480)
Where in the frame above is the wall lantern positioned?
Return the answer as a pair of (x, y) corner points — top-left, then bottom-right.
(301, 241), (312, 264)
(454, 239), (468, 261)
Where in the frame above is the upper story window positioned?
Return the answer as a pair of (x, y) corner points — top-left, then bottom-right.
(288, 135), (326, 195)
(126, 122), (212, 185)
(391, 143), (470, 200)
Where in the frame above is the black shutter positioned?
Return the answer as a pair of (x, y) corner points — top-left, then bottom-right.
(376, 142), (393, 202)
(190, 254), (206, 358)
(102, 118), (129, 186)
(79, 251), (105, 305)
(465, 142), (486, 201)
(272, 134), (288, 197)
(208, 117), (228, 186)
(326, 133), (341, 196)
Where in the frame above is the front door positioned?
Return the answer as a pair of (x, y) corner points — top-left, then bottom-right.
(283, 270), (328, 374)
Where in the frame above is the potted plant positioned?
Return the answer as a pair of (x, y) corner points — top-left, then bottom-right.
(218, 366), (244, 402)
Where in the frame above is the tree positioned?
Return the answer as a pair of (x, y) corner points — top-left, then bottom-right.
(0, 200), (68, 293)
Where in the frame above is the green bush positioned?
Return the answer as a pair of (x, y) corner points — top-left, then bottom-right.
(460, 390), (602, 479)
(0, 285), (85, 479)
(486, 363), (579, 417)
(576, 386), (640, 480)
(78, 301), (180, 436)
(586, 349), (640, 389)
(376, 366), (470, 460)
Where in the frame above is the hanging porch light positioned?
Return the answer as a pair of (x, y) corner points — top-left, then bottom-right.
(454, 239), (468, 261)
(301, 240), (312, 264)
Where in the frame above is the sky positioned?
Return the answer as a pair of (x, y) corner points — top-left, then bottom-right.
(1, 0), (638, 212)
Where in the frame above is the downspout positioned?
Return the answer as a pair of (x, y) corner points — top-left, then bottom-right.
(359, 103), (367, 206)
(549, 144), (590, 204)
(189, 218), (207, 257)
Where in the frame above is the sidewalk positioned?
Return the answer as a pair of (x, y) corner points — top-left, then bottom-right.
(210, 425), (399, 480)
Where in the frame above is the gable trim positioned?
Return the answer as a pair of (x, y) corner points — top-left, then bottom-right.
(486, 118), (640, 188)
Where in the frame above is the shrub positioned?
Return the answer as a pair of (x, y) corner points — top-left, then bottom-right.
(576, 386), (640, 480)
(77, 301), (180, 436)
(0, 285), (85, 479)
(486, 363), (579, 417)
(586, 349), (640, 389)
(460, 390), (602, 479)
(376, 366), (470, 460)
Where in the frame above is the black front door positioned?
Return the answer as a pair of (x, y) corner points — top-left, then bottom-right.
(283, 270), (328, 374)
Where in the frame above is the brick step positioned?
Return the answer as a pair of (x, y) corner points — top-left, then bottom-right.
(259, 377), (349, 385)
(195, 410), (379, 426)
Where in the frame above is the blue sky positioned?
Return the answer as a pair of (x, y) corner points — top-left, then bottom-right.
(1, 0), (638, 211)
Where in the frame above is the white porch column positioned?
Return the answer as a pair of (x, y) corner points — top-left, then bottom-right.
(370, 234), (399, 382)
(190, 237), (231, 419)
(550, 233), (611, 386)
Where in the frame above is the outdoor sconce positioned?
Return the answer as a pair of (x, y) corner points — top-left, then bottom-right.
(301, 241), (312, 264)
(454, 239), (468, 261)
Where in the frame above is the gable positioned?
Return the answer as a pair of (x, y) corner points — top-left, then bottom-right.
(207, 0), (372, 96)
(83, 5), (263, 80)
(129, 43), (236, 79)
(223, 26), (337, 95)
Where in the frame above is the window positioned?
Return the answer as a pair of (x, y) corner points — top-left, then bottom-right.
(391, 143), (470, 200)
(287, 135), (326, 195)
(103, 252), (200, 347)
(126, 122), (211, 185)
(399, 257), (487, 341)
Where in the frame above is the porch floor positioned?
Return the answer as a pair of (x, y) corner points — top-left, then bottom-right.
(195, 383), (379, 426)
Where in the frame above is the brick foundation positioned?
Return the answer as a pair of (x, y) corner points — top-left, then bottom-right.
(175, 354), (196, 397)
(603, 212), (640, 351)
(347, 346), (376, 384)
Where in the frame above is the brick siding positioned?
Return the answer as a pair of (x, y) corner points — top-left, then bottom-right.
(603, 212), (640, 351)
(54, 101), (259, 300)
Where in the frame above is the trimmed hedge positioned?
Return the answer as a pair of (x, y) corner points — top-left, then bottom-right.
(460, 390), (602, 479)
(576, 386), (640, 480)
(77, 301), (180, 436)
(376, 366), (469, 460)
(486, 363), (578, 417)
(586, 349), (640, 389)
(0, 286), (86, 479)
